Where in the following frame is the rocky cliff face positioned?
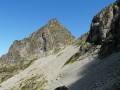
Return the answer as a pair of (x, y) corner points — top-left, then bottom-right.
(86, 1), (120, 58)
(0, 18), (75, 83)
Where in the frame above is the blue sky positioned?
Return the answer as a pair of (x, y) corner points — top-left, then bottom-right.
(0, 0), (115, 56)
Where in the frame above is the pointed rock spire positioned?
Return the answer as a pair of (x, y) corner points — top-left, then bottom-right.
(47, 18), (61, 27)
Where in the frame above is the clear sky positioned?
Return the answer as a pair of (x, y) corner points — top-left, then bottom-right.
(0, 0), (115, 56)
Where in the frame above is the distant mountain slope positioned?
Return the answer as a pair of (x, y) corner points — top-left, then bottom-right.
(0, 18), (75, 83)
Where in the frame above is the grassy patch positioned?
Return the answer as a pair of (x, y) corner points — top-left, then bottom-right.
(0, 57), (37, 83)
(0, 65), (17, 73)
(75, 32), (89, 46)
(63, 52), (80, 67)
(19, 57), (37, 70)
(0, 73), (13, 83)
(20, 75), (48, 90)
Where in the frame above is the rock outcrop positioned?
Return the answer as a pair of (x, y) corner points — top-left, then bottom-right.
(86, 1), (120, 58)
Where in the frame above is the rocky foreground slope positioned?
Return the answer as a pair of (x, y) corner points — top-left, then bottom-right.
(0, 1), (120, 90)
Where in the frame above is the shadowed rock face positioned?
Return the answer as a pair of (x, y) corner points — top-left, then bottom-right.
(0, 18), (75, 83)
(87, 5), (114, 44)
(86, 1), (120, 57)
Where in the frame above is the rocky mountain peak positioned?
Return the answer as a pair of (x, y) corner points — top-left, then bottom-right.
(0, 18), (75, 83)
(0, 18), (75, 64)
(47, 18), (60, 27)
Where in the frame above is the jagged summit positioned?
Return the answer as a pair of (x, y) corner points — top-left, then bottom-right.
(48, 18), (58, 22)
(47, 18), (60, 27)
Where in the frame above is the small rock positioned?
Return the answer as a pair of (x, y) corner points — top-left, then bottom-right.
(54, 86), (68, 90)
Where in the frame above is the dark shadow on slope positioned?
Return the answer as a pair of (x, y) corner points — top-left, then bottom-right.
(67, 53), (120, 90)
(98, 41), (115, 59)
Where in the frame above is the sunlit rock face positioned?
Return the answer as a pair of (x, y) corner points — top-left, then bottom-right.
(0, 18), (75, 83)
(0, 18), (75, 65)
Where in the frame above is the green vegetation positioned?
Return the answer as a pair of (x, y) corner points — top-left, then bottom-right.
(19, 57), (37, 70)
(0, 65), (18, 83)
(0, 73), (13, 83)
(63, 52), (80, 66)
(0, 56), (37, 83)
(75, 32), (89, 46)
(76, 41), (84, 46)
(20, 75), (48, 90)
(0, 65), (17, 73)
